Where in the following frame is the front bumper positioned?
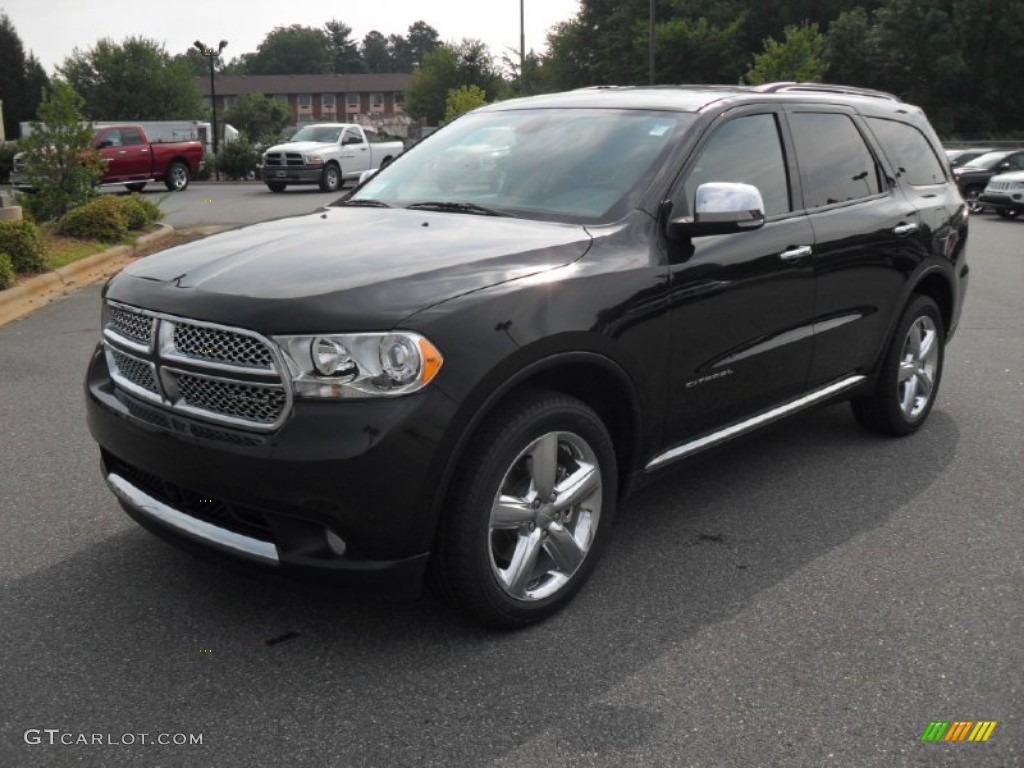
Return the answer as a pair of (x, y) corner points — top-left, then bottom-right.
(260, 165), (324, 184)
(979, 190), (1024, 213)
(86, 345), (456, 592)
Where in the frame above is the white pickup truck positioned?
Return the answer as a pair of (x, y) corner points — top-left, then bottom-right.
(260, 124), (404, 193)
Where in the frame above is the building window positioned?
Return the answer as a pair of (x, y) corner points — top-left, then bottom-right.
(297, 94), (312, 113)
(370, 92), (384, 108)
(346, 92), (360, 111)
(223, 95), (237, 109)
(321, 94), (337, 112)
(393, 92), (404, 112)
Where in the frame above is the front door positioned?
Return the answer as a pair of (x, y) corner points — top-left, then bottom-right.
(664, 109), (817, 443)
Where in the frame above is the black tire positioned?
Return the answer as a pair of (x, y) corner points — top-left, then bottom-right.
(851, 295), (945, 436)
(125, 182), (147, 192)
(995, 208), (1020, 220)
(266, 182), (287, 193)
(430, 390), (617, 627)
(319, 163), (341, 192)
(964, 186), (985, 213)
(164, 160), (190, 191)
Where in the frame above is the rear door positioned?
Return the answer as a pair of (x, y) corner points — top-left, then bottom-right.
(784, 108), (930, 388)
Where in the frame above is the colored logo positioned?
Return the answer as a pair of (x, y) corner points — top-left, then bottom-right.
(921, 721), (997, 742)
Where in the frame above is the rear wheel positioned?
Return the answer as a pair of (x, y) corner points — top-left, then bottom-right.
(266, 182), (287, 193)
(851, 295), (944, 436)
(164, 161), (190, 191)
(965, 186), (985, 213)
(430, 391), (617, 627)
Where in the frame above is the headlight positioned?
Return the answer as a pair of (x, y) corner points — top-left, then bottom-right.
(306, 155), (324, 165)
(274, 331), (443, 399)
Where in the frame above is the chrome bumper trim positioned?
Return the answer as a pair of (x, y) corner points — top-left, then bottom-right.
(106, 473), (279, 565)
(646, 375), (867, 471)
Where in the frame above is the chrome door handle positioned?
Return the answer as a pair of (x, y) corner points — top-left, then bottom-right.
(779, 245), (813, 262)
(893, 222), (919, 237)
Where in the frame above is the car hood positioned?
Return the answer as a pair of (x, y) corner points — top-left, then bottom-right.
(265, 141), (335, 155)
(106, 208), (592, 333)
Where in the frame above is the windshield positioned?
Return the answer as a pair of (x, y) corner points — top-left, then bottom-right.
(348, 108), (696, 223)
(290, 126), (343, 143)
(961, 151), (1010, 170)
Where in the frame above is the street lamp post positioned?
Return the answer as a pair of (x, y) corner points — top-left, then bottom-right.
(520, 0), (526, 95)
(194, 39), (228, 174)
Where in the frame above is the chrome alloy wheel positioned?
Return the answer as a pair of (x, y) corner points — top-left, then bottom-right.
(487, 431), (602, 601)
(897, 315), (939, 420)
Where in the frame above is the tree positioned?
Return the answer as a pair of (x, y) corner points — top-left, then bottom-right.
(406, 41), (507, 125)
(223, 93), (291, 144)
(59, 37), (203, 119)
(0, 13), (50, 139)
(19, 80), (103, 220)
(656, 15), (747, 84)
(362, 31), (392, 73)
(444, 85), (488, 121)
(325, 21), (365, 74)
(745, 22), (827, 85)
(249, 26), (332, 75)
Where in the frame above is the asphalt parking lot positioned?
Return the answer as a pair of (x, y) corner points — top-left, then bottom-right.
(0, 212), (1020, 767)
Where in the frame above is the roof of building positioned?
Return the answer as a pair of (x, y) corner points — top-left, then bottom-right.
(198, 73), (414, 97)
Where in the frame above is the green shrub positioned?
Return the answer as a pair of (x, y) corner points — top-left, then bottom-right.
(118, 195), (164, 230)
(0, 219), (45, 273)
(0, 142), (18, 185)
(0, 252), (14, 289)
(216, 139), (259, 180)
(58, 196), (127, 242)
(195, 151), (215, 181)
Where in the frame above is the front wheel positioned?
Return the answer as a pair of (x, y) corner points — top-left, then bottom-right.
(996, 208), (1020, 220)
(319, 163), (341, 192)
(266, 182), (287, 193)
(430, 391), (617, 627)
(851, 295), (945, 436)
(164, 161), (190, 191)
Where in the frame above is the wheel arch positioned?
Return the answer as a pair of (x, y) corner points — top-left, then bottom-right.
(911, 268), (955, 339)
(428, 350), (644, 529)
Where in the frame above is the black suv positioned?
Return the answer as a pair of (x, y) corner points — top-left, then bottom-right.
(86, 84), (969, 627)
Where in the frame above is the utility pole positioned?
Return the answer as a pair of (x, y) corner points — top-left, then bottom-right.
(194, 39), (228, 177)
(520, 0), (526, 95)
(649, 0), (656, 85)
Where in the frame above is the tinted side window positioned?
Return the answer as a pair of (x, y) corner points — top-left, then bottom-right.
(684, 113), (791, 217)
(866, 117), (946, 185)
(789, 113), (881, 208)
(121, 128), (144, 146)
(343, 128), (363, 145)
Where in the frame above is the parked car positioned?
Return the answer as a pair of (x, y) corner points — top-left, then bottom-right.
(944, 147), (994, 168)
(86, 83), (968, 627)
(10, 125), (203, 192)
(979, 170), (1024, 219)
(953, 149), (1024, 212)
(260, 123), (404, 193)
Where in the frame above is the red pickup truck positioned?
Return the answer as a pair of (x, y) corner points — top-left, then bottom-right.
(11, 124), (204, 192)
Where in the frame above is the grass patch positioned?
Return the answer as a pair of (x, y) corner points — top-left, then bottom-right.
(42, 229), (109, 270)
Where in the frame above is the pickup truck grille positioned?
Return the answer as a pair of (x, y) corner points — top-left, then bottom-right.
(103, 302), (291, 432)
(263, 152), (306, 167)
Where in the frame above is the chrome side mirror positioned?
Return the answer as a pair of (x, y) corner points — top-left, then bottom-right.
(668, 182), (766, 238)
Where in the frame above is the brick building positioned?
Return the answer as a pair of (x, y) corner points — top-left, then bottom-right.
(197, 73), (415, 135)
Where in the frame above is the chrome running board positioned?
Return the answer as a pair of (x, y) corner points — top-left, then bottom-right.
(645, 375), (866, 471)
(107, 473), (280, 565)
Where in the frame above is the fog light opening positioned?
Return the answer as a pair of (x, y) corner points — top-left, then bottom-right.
(326, 530), (347, 556)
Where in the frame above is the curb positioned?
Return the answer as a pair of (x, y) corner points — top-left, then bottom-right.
(0, 223), (174, 327)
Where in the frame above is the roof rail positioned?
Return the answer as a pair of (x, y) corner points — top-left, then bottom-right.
(753, 82), (901, 102)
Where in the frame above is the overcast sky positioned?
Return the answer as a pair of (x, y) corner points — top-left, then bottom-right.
(2, 0), (581, 73)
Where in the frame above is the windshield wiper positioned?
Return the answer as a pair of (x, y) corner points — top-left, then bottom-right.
(406, 201), (514, 217)
(333, 198), (392, 208)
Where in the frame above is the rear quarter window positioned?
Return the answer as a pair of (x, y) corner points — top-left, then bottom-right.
(866, 117), (947, 186)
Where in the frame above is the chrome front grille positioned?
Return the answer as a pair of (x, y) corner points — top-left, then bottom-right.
(109, 306), (155, 347)
(107, 348), (159, 395)
(171, 322), (275, 368)
(103, 302), (291, 432)
(263, 153), (306, 167)
(170, 371), (288, 424)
